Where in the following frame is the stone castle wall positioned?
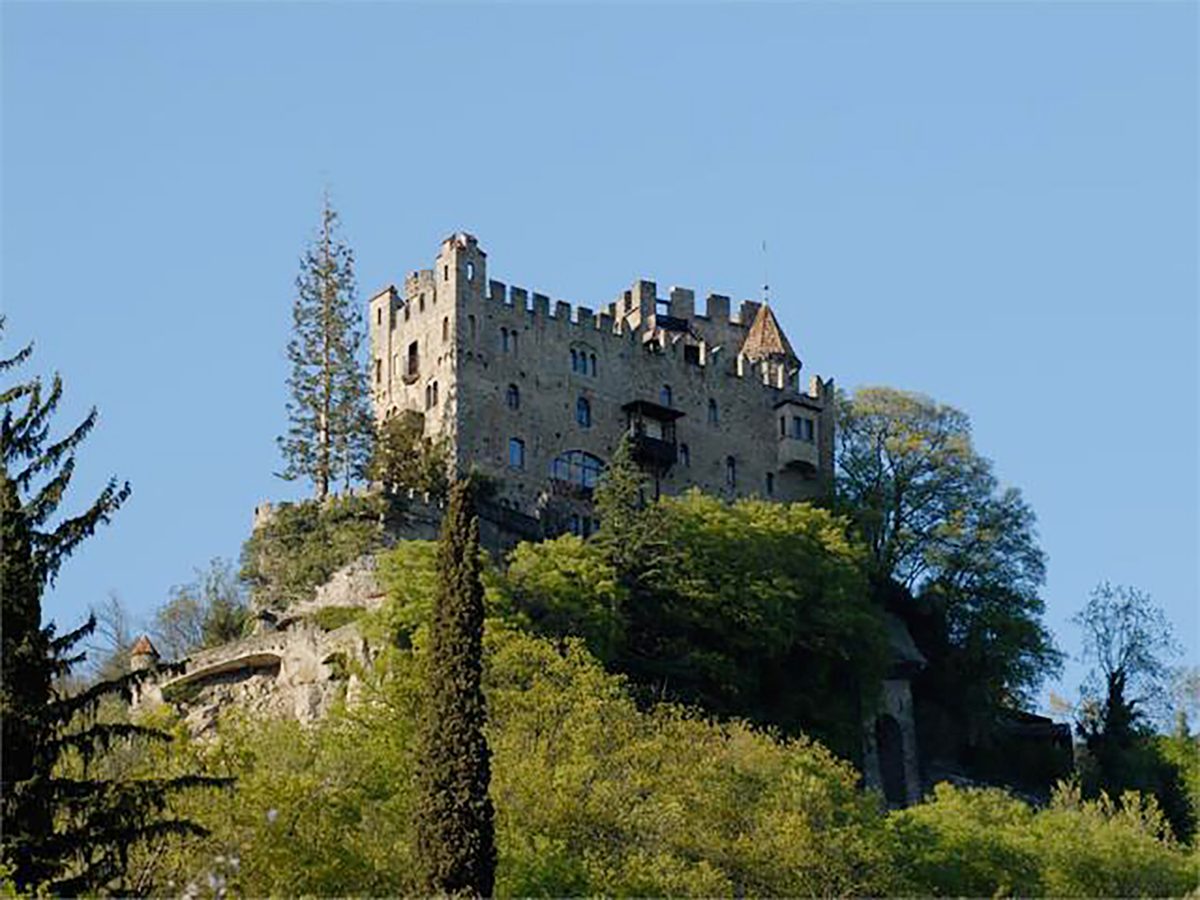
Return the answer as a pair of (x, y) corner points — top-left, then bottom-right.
(369, 233), (835, 526)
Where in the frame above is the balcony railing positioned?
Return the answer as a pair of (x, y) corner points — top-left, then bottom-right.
(629, 433), (678, 469)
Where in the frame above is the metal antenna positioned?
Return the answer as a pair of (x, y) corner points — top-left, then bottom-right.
(762, 239), (770, 305)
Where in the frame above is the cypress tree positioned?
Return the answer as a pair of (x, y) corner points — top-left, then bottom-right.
(415, 478), (496, 897)
(278, 196), (373, 499)
(0, 319), (228, 894)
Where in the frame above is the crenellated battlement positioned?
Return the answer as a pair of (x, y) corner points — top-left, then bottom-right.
(368, 232), (834, 514)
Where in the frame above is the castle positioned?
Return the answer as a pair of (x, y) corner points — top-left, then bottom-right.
(368, 232), (835, 533)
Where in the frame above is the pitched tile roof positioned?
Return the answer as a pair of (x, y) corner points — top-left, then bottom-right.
(740, 303), (798, 364)
(130, 635), (159, 657)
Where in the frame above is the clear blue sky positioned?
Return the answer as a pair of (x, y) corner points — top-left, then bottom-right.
(3, 2), (1196, 712)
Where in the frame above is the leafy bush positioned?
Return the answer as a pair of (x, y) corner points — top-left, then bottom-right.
(504, 492), (887, 757)
(311, 606), (365, 632)
(889, 781), (1199, 897)
(239, 494), (384, 609)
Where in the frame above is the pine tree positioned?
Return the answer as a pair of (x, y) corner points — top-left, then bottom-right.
(0, 318), (227, 894)
(415, 478), (496, 897)
(278, 197), (373, 499)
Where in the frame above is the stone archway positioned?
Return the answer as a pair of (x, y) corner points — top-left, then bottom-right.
(875, 714), (907, 807)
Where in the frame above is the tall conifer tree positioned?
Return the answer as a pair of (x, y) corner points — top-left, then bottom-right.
(0, 319), (226, 893)
(415, 478), (496, 897)
(278, 197), (372, 499)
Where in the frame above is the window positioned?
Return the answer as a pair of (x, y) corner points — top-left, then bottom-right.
(571, 348), (578, 371)
(432, 381), (438, 406)
(766, 472), (775, 496)
(404, 304), (410, 321)
(708, 398), (719, 425)
(725, 456), (736, 488)
(780, 416), (787, 438)
(792, 416), (814, 442)
(419, 293), (426, 312)
(508, 438), (525, 470)
(442, 317), (449, 342)
(680, 443), (690, 467)
(424, 381), (439, 409)
(376, 308), (383, 326)
(375, 358), (382, 384)
(571, 346), (595, 375)
(502, 328), (510, 352)
(550, 450), (605, 489)
(684, 344), (701, 365)
(466, 260), (476, 282)
(589, 353), (597, 376)
(406, 341), (419, 378)
(660, 384), (673, 407)
(443, 265), (449, 281)
(576, 396), (592, 428)
(468, 314), (477, 340)
(506, 383), (520, 410)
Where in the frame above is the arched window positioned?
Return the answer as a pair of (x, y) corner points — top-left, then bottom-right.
(589, 353), (597, 376)
(508, 438), (525, 470)
(679, 443), (690, 467)
(466, 260), (476, 282)
(550, 450), (605, 489)
(660, 384), (673, 407)
(708, 398), (719, 425)
(510, 330), (518, 354)
(766, 472), (775, 496)
(506, 383), (520, 410)
(725, 455), (736, 488)
(442, 317), (449, 342)
(501, 328), (510, 352)
(576, 396), (592, 428)
(431, 381), (438, 406)
(570, 348), (578, 371)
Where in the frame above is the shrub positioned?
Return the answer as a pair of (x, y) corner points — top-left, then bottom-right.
(240, 494), (384, 609)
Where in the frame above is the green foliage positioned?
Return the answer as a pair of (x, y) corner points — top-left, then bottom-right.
(504, 534), (625, 661)
(0, 320), (224, 894)
(138, 622), (1198, 898)
(370, 409), (450, 500)
(278, 197), (372, 500)
(415, 479), (496, 896)
(311, 605), (365, 632)
(153, 558), (249, 659)
(1073, 582), (1193, 842)
(239, 493), (383, 609)
(889, 781), (1198, 897)
(837, 386), (1062, 779)
(507, 490), (885, 756)
(888, 783), (1042, 895)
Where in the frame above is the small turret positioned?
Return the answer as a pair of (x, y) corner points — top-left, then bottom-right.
(740, 303), (799, 367)
(129, 635), (160, 672)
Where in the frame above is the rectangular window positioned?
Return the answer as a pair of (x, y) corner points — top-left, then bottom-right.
(374, 359), (382, 384)
(508, 438), (525, 470)
(802, 418), (815, 442)
(406, 341), (419, 378)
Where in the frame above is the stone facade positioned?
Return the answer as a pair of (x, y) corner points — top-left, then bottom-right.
(368, 233), (835, 531)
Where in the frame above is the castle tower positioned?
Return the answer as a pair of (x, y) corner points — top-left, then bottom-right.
(130, 635), (160, 672)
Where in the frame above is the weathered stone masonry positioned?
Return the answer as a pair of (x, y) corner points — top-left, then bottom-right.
(368, 232), (835, 530)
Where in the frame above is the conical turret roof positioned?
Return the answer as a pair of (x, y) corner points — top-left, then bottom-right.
(130, 635), (159, 657)
(740, 303), (798, 364)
